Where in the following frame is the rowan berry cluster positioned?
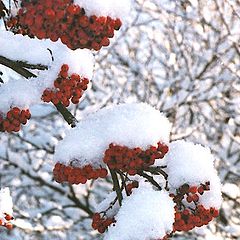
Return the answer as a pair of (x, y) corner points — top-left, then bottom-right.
(53, 163), (108, 184)
(103, 142), (169, 175)
(42, 64), (89, 107)
(170, 182), (219, 232)
(126, 181), (139, 195)
(0, 213), (13, 230)
(92, 213), (115, 234)
(0, 107), (31, 133)
(8, 0), (122, 50)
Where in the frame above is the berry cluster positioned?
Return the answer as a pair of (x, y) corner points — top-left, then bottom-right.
(0, 213), (13, 230)
(126, 181), (139, 195)
(0, 107), (31, 133)
(103, 142), (169, 175)
(92, 213), (115, 234)
(42, 64), (89, 107)
(8, 0), (122, 50)
(170, 182), (219, 232)
(53, 163), (108, 184)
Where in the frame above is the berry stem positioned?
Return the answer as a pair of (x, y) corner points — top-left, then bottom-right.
(109, 168), (123, 206)
(55, 102), (77, 127)
(145, 166), (168, 180)
(138, 171), (162, 190)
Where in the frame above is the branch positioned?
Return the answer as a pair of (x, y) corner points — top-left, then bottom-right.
(0, 55), (36, 78)
(145, 166), (168, 180)
(138, 171), (162, 190)
(55, 102), (77, 127)
(15, 60), (48, 70)
(109, 168), (123, 206)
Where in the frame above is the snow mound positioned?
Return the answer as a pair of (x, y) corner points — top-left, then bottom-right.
(74, 0), (132, 20)
(104, 187), (174, 240)
(0, 30), (94, 113)
(54, 103), (171, 167)
(165, 140), (222, 209)
(0, 188), (13, 222)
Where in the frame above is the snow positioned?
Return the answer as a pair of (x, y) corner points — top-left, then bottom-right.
(222, 183), (240, 199)
(54, 103), (171, 167)
(0, 78), (40, 113)
(104, 186), (174, 240)
(0, 188), (13, 222)
(0, 31), (54, 66)
(33, 47), (94, 93)
(0, 30), (94, 113)
(95, 192), (119, 218)
(74, 0), (132, 20)
(165, 140), (222, 208)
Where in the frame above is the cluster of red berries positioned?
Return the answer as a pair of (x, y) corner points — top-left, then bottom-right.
(0, 107), (31, 133)
(126, 181), (139, 195)
(8, 0), (122, 50)
(170, 182), (219, 232)
(42, 64), (89, 107)
(0, 213), (13, 230)
(53, 162), (108, 184)
(92, 213), (115, 234)
(103, 142), (169, 175)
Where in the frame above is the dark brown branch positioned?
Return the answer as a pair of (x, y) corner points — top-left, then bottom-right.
(16, 60), (48, 70)
(0, 55), (36, 78)
(55, 102), (77, 127)
(145, 166), (168, 180)
(109, 168), (123, 206)
(138, 171), (162, 190)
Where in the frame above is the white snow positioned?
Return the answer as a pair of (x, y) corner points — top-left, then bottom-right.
(165, 140), (222, 209)
(74, 0), (132, 20)
(54, 103), (171, 167)
(0, 30), (94, 113)
(0, 78), (40, 113)
(104, 187), (174, 240)
(0, 188), (13, 223)
(33, 47), (94, 93)
(222, 183), (240, 199)
(0, 31), (55, 66)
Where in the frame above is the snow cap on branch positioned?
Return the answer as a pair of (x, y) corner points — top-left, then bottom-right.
(74, 0), (132, 20)
(54, 103), (171, 167)
(0, 188), (13, 220)
(104, 186), (175, 240)
(0, 78), (40, 113)
(34, 47), (94, 92)
(165, 140), (222, 208)
(0, 30), (94, 113)
(0, 30), (55, 66)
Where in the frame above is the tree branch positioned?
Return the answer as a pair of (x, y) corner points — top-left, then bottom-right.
(0, 55), (36, 78)
(109, 168), (123, 206)
(138, 171), (162, 190)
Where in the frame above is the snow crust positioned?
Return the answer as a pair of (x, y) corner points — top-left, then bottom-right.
(54, 103), (171, 167)
(0, 30), (94, 113)
(165, 140), (222, 208)
(74, 0), (132, 19)
(104, 187), (175, 240)
(0, 188), (13, 222)
(0, 31), (54, 66)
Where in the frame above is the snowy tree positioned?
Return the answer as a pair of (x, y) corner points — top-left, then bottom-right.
(0, 0), (239, 239)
